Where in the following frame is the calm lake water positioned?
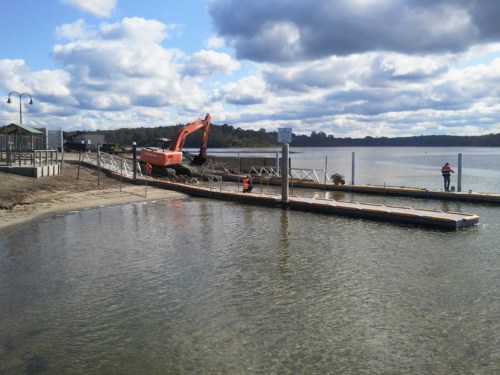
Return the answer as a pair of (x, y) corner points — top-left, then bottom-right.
(1, 147), (499, 374)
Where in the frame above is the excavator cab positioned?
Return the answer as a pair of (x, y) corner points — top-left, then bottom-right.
(156, 138), (172, 150)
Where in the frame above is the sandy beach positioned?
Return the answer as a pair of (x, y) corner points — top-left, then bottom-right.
(0, 160), (185, 231)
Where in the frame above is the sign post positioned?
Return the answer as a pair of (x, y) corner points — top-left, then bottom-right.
(278, 128), (292, 205)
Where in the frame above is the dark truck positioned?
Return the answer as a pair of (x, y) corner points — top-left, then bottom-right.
(63, 141), (89, 152)
(100, 143), (124, 154)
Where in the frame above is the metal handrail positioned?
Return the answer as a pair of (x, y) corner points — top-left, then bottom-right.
(249, 165), (330, 183)
(83, 151), (142, 178)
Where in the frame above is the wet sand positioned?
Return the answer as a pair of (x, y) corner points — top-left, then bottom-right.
(0, 161), (185, 231)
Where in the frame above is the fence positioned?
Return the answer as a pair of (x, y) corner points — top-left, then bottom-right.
(0, 149), (59, 167)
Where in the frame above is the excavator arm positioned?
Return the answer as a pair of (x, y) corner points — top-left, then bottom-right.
(170, 114), (211, 152)
(170, 113), (211, 165)
(197, 114), (210, 162)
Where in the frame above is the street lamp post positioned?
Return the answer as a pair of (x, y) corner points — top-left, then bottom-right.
(7, 91), (33, 125)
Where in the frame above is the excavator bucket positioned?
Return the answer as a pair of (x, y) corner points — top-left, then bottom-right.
(191, 155), (207, 166)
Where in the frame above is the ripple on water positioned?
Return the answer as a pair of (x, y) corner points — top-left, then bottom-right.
(1, 198), (499, 373)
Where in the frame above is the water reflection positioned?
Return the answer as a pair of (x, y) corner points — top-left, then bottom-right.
(278, 209), (291, 278)
(0, 189), (499, 373)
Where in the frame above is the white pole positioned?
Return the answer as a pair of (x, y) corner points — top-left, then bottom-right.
(282, 142), (289, 204)
(238, 151), (241, 191)
(351, 151), (355, 185)
(276, 151), (279, 175)
(457, 153), (462, 192)
(97, 145), (101, 186)
(324, 155), (328, 186)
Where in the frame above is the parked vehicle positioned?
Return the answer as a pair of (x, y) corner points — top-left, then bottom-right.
(63, 141), (88, 152)
(100, 143), (124, 155)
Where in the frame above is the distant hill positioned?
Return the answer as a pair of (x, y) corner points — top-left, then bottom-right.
(64, 123), (500, 148)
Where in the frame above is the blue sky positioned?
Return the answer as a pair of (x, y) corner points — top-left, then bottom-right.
(2, 0), (500, 138)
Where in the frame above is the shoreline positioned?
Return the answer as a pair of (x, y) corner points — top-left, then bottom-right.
(0, 184), (186, 231)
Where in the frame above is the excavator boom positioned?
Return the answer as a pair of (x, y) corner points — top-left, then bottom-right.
(170, 114), (211, 152)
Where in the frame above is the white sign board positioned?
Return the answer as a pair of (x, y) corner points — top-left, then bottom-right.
(277, 127), (292, 143)
(47, 129), (63, 150)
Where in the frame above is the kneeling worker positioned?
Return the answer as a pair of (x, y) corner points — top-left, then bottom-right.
(242, 175), (253, 193)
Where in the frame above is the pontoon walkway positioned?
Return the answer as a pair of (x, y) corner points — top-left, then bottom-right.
(218, 174), (500, 204)
(143, 178), (479, 230)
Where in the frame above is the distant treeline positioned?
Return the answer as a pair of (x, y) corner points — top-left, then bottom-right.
(66, 124), (500, 148)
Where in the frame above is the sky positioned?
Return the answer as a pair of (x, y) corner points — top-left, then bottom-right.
(2, 0), (500, 138)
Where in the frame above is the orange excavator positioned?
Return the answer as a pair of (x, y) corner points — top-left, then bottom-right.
(140, 114), (211, 172)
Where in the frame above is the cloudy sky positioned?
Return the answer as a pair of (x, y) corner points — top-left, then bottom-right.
(2, 0), (500, 137)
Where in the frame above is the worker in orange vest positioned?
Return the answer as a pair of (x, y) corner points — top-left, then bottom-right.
(441, 162), (454, 191)
(145, 163), (153, 175)
(242, 176), (253, 193)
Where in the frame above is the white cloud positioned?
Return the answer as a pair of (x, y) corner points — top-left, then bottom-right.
(216, 76), (267, 105)
(100, 17), (167, 42)
(209, 46), (500, 136)
(55, 19), (90, 41)
(207, 0), (494, 62)
(51, 18), (189, 104)
(60, 0), (117, 17)
(184, 50), (240, 77)
(4, 1), (500, 137)
(379, 54), (451, 78)
(0, 60), (77, 124)
(206, 36), (225, 49)
(29, 70), (72, 98)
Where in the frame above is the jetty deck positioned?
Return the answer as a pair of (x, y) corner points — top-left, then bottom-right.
(141, 178), (479, 230)
(301, 182), (500, 204)
(69, 156), (480, 230)
(218, 174), (500, 204)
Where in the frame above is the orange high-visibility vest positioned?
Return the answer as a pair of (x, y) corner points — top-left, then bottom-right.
(441, 164), (453, 175)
